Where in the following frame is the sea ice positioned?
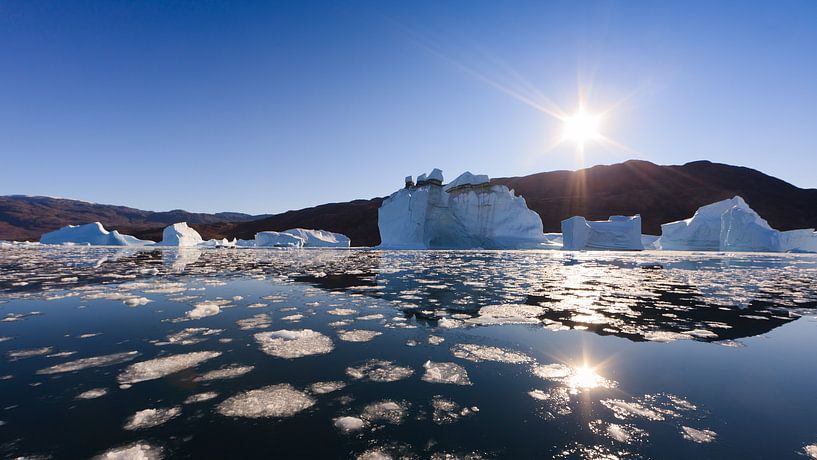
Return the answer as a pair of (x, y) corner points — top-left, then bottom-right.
(254, 329), (334, 358)
(124, 407), (181, 430)
(346, 359), (414, 382)
(94, 442), (163, 460)
(361, 400), (407, 424)
(465, 304), (544, 325)
(40, 222), (152, 246)
(76, 388), (109, 399)
(117, 351), (221, 384)
(236, 313), (272, 330)
(561, 215), (643, 250)
(450, 343), (532, 364)
(216, 384), (315, 418)
(378, 169), (549, 249)
(194, 365), (254, 382)
(337, 329), (382, 342)
(157, 222), (203, 247)
(422, 361), (472, 385)
(334, 416), (366, 432)
(185, 300), (225, 319)
(7, 347), (54, 360)
(282, 228), (351, 248)
(681, 426), (717, 443)
(184, 392), (219, 404)
(309, 381), (347, 394)
(37, 351), (140, 375)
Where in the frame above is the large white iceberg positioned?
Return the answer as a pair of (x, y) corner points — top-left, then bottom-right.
(378, 169), (548, 249)
(561, 215), (643, 250)
(282, 228), (350, 247)
(254, 231), (304, 247)
(656, 196), (817, 252)
(40, 222), (152, 246)
(157, 222), (203, 247)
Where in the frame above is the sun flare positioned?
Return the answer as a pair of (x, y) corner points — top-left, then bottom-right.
(562, 110), (602, 146)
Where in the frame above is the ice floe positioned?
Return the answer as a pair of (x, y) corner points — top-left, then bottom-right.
(361, 400), (408, 424)
(466, 304), (544, 325)
(94, 442), (163, 460)
(76, 388), (109, 399)
(309, 381), (347, 394)
(216, 384), (315, 418)
(450, 343), (532, 364)
(236, 313), (272, 330)
(337, 329), (382, 342)
(681, 426), (717, 443)
(117, 351), (221, 384)
(194, 365), (254, 382)
(254, 329), (334, 358)
(124, 407), (181, 430)
(346, 359), (414, 382)
(431, 396), (478, 424)
(184, 392), (219, 404)
(37, 351), (140, 375)
(334, 416), (366, 432)
(421, 361), (472, 385)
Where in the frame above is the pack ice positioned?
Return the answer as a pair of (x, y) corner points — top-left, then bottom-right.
(378, 169), (549, 249)
(157, 222), (203, 247)
(656, 196), (817, 252)
(561, 215), (643, 251)
(40, 222), (152, 246)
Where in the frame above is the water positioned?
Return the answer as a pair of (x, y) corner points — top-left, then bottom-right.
(1, 247), (817, 459)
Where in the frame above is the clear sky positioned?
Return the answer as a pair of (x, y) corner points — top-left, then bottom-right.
(1, 1), (815, 215)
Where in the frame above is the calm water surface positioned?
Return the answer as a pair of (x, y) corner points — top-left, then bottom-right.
(1, 247), (817, 459)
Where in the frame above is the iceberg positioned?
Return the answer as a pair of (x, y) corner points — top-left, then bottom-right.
(378, 169), (548, 249)
(254, 231), (304, 247)
(282, 228), (351, 247)
(199, 238), (237, 248)
(40, 222), (152, 246)
(656, 196), (817, 252)
(561, 215), (643, 250)
(157, 222), (203, 247)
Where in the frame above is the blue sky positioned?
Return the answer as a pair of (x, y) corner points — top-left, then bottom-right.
(1, 1), (815, 214)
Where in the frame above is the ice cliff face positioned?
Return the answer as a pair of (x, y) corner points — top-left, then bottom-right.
(158, 222), (203, 247)
(657, 196), (817, 252)
(40, 222), (151, 246)
(561, 215), (643, 250)
(378, 169), (548, 249)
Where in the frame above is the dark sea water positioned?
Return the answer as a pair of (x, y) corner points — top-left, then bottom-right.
(1, 247), (817, 459)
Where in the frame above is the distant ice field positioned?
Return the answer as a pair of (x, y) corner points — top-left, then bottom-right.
(1, 247), (816, 459)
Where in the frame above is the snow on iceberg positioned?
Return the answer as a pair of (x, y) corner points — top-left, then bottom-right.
(157, 222), (203, 247)
(378, 169), (548, 249)
(656, 196), (817, 252)
(40, 222), (152, 246)
(561, 215), (643, 250)
(254, 231), (304, 247)
(282, 228), (351, 247)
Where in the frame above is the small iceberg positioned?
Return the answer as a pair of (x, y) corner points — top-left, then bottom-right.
(40, 222), (153, 246)
(561, 215), (643, 251)
(254, 231), (305, 247)
(283, 228), (351, 247)
(157, 222), (203, 247)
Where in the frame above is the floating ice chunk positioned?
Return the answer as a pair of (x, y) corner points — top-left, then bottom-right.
(327, 308), (357, 316)
(309, 381), (347, 394)
(281, 314), (304, 322)
(681, 426), (717, 443)
(254, 329), (334, 359)
(466, 304), (544, 325)
(561, 215), (643, 250)
(124, 407), (181, 430)
(422, 361), (472, 385)
(282, 228), (351, 248)
(361, 400), (407, 424)
(357, 449), (392, 460)
(337, 329), (382, 342)
(601, 399), (665, 421)
(94, 442), (163, 460)
(334, 416), (365, 432)
(186, 300), (226, 320)
(437, 317), (464, 329)
(431, 396), (477, 424)
(428, 335), (445, 345)
(643, 331), (692, 343)
(76, 388), (109, 399)
(530, 363), (573, 380)
(184, 392), (219, 404)
(254, 231), (305, 248)
(158, 328), (223, 346)
(216, 384), (315, 418)
(157, 222), (203, 247)
(7, 347), (54, 360)
(0, 336), (12, 343)
(117, 351), (221, 384)
(588, 420), (646, 443)
(346, 359), (414, 382)
(37, 351), (140, 375)
(803, 444), (817, 459)
(123, 296), (151, 307)
(236, 313), (272, 330)
(40, 222), (152, 246)
(194, 365), (254, 382)
(357, 314), (385, 321)
(450, 343), (532, 364)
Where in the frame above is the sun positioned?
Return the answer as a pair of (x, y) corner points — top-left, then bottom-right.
(561, 110), (602, 146)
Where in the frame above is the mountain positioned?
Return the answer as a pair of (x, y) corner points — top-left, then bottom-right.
(3, 160), (816, 246)
(0, 195), (268, 242)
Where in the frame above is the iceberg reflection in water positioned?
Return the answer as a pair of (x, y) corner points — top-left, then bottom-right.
(0, 247), (816, 459)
